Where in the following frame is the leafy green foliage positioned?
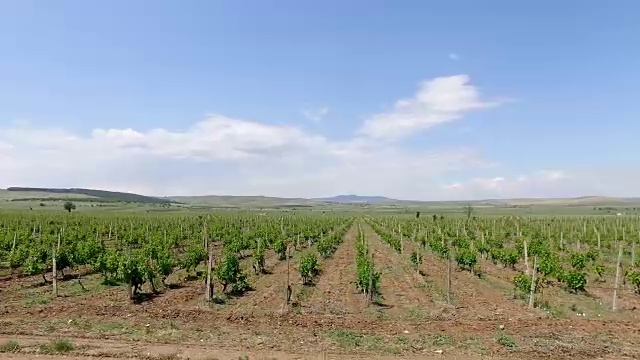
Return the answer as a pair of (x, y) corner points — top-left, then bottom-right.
(215, 254), (249, 294)
(564, 271), (587, 293)
(455, 249), (477, 272)
(274, 238), (287, 261)
(179, 245), (206, 277)
(626, 270), (640, 294)
(299, 252), (319, 285)
(410, 250), (423, 269)
(355, 229), (380, 299)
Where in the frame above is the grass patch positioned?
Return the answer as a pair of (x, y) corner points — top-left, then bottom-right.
(405, 306), (430, 320)
(23, 294), (51, 307)
(0, 340), (20, 353)
(325, 329), (389, 352)
(496, 331), (517, 349)
(432, 334), (455, 346)
(538, 300), (567, 318)
(39, 339), (75, 354)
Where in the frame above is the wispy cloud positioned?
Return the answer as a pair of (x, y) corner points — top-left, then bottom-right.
(301, 106), (329, 122)
(359, 75), (503, 139)
(449, 53), (460, 60)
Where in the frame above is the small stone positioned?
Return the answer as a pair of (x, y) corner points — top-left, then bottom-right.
(434, 349), (443, 354)
(499, 324), (505, 330)
(403, 330), (409, 334)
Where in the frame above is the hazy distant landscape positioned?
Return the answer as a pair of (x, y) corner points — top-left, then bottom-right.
(2, 187), (640, 216)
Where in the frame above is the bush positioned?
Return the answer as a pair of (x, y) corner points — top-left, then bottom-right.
(299, 252), (319, 285)
(564, 271), (587, 293)
(513, 272), (539, 297)
(274, 238), (287, 260)
(410, 250), (423, 269)
(627, 270), (640, 294)
(215, 254), (249, 294)
(455, 249), (477, 272)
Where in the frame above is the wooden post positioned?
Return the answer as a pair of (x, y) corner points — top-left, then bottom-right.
(52, 243), (58, 297)
(205, 244), (213, 301)
(524, 239), (530, 275)
(126, 247), (133, 300)
(399, 224), (403, 254)
(633, 242), (637, 266)
(596, 228), (601, 251)
(560, 231), (564, 250)
(202, 222), (208, 252)
(284, 244), (291, 307)
(613, 245), (623, 311)
(368, 253), (374, 304)
(528, 255), (537, 309)
(11, 233), (16, 254)
(447, 239), (452, 305)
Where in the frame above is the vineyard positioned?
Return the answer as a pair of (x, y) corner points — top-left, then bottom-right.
(2, 210), (640, 359)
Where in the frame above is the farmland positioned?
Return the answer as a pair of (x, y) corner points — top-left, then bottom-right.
(1, 210), (640, 359)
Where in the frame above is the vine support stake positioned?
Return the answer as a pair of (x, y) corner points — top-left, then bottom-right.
(52, 242), (58, 297)
(613, 244), (623, 311)
(205, 243), (214, 302)
(447, 239), (452, 305)
(528, 255), (537, 309)
(524, 239), (530, 275)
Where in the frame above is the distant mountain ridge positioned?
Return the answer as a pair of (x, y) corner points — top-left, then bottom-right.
(5, 187), (173, 204)
(3, 187), (640, 208)
(315, 195), (398, 204)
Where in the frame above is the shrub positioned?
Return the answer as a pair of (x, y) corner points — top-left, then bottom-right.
(455, 249), (477, 272)
(410, 250), (423, 268)
(215, 254), (249, 294)
(274, 238), (287, 260)
(299, 252), (319, 285)
(564, 271), (587, 293)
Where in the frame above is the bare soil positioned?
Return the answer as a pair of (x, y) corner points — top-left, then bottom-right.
(1, 222), (640, 359)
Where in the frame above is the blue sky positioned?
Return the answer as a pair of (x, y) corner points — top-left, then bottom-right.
(0, 1), (639, 199)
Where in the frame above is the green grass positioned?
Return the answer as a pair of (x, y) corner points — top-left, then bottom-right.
(432, 334), (455, 346)
(325, 329), (387, 351)
(39, 339), (75, 354)
(496, 332), (517, 349)
(23, 294), (51, 307)
(0, 340), (20, 353)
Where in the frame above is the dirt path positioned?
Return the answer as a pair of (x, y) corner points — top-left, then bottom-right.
(0, 334), (507, 360)
(305, 223), (365, 316)
(362, 223), (434, 318)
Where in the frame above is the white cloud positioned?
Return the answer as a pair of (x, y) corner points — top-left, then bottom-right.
(0, 114), (494, 199)
(8, 74), (629, 200)
(438, 170), (640, 200)
(449, 53), (460, 61)
(301, 106), (329, 122)
(359, 75), (502, 139)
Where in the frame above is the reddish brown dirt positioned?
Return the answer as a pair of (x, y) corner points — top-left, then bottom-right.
(304, 224), (366, 316)
(363, 224), (436, 317)
(2, 222), (640, 359)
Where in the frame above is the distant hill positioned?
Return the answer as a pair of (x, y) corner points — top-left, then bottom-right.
(3, 187), (640, 209)
(316, 195), (400, 204)
(169, 195), (326, 208)
(4, 187), (173, 204)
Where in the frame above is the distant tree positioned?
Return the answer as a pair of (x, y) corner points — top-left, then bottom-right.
(464, 204), (474, 219)
(416, 211), (420, 219)
(63, 201), (76, 213)
(433, 214), (438, 221)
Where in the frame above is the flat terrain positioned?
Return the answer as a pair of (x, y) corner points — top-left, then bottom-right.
(2, 220), (640, 360)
